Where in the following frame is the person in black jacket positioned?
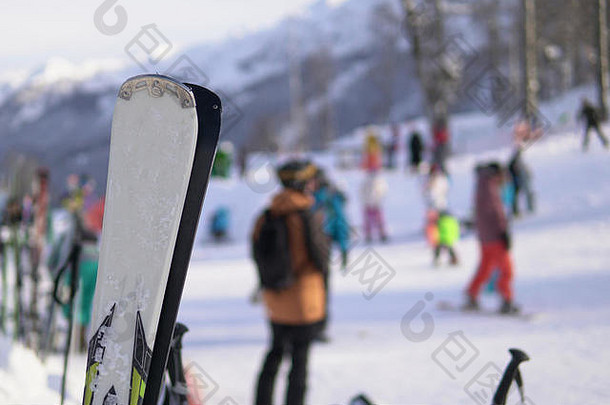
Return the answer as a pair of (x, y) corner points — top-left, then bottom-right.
(408, 130), (424, 172)
(579, 98), (609, 151)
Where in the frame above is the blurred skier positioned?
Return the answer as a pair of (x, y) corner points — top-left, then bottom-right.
(579, 98), (609, 151)
(434, 211), (460, 267)
(84, 196), (105, 235)
(385, 124), (400, 169)
(501, 171), (516, 217)
(465, 162), (518, 314)
(408, 130), (424, 173)
(362, 129), (383, 173)
(61, 191), (100, 352)
(360, 173), (388, 243)
(60, 174), (100, 352)
(80, 175), (97, 212)
(313, 169), (350, 269)
(508, 148), (534, 216)
(312, 168), (348, 342)
(432, 118), (450, 174)
(424, 209), (440, 248)
(252, 160), (329, 405)
(61, 173), (83, 211)
(425, 164), (450, 212)
(210, 206), (230, 242)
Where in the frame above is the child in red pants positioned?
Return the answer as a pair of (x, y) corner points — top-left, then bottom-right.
(465, 162), (518, 314)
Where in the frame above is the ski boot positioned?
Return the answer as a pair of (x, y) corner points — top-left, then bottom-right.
(462, 296), (479, 311)
(341, 251), (348, 270)
(499, 299), (520, 315)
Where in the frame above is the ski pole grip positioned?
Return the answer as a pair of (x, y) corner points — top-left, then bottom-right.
(492, 348), (530, 405)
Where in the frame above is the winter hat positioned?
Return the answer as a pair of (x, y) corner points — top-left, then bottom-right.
(486, 162), (502, 175)
(277, 160), (318, 191)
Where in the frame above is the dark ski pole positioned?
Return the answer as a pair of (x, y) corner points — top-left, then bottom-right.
(349, 394), (375, 405)
(53, 240), (81, 405)
(11, 224), (24, 341)
(0, 238), (6, 334)
(163, 323), (190, 405)
(492, 348), (530, 405)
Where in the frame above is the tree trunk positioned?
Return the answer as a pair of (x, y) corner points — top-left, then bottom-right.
(522, 0), (539, 120)
(597, 0), (609, 120)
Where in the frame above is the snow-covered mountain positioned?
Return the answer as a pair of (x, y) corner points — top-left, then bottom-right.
(0, 0), (483, 193)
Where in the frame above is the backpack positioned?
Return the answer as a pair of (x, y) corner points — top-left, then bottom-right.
(253, 210), (295, 290)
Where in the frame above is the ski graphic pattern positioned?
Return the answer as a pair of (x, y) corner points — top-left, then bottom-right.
(129, 311), (152, 405)
(83, 304), (116, 405)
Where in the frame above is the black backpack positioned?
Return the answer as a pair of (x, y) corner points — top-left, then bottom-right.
(253, 210), (295, 290)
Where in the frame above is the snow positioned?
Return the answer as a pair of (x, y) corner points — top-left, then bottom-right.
(2, 100), (610, 404)
(0, 337), (64, 403)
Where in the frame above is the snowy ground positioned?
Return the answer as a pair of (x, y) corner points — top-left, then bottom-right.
(3, 127), (610, 404)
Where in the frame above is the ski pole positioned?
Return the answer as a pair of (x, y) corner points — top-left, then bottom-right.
(164, 322), (190, 405)
(53, 242), (81, 405)
(11, 225), (23, 342)
(0, 238), (6, 334)
(492, 348), (530, 405)
(349, 394), (375, 405)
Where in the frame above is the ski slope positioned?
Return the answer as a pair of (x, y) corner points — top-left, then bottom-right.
(2, 129), (609, 404)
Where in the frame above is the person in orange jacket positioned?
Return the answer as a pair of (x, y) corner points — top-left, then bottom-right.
(252, 160), (329, 405)
(465, 162), (519, 314)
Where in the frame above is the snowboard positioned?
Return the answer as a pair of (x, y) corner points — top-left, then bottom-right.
(436, 300), (538, 321)
(82, 75), (221, 405)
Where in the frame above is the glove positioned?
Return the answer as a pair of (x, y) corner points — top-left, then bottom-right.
(501, 231), (511, 250)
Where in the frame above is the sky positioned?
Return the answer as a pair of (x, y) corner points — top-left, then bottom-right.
(0, 0), (346, 76)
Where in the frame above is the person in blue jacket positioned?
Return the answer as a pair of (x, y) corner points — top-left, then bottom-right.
(313, 169), (350, 269)
(312, 168), (350, 342)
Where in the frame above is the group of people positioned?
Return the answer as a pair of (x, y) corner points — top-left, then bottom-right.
(247, 155), (513, 405)
(247, 97), (610, 403)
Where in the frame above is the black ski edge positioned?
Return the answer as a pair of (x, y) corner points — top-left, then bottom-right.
(142, 84), (221, 405)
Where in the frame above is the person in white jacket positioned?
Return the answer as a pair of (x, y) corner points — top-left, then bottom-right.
(360, 173), (388, 242)
(425, 164), (449, 211)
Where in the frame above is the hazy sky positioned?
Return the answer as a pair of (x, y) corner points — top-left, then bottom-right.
(0, 0), (341, 74)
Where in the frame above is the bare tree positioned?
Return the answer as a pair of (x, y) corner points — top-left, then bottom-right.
(401, 0), (462, 128)
(307, 46), (336, 149)
(596, 0), (609, 119)
(522, 0), (539, 120)
(248, 115), (281, 153)
(367, 2), (403, 123)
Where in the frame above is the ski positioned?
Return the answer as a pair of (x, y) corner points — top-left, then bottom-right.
(82, 75), (221, 405)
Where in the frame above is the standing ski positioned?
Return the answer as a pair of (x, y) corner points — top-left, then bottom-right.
(82, 75), (221, 405)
